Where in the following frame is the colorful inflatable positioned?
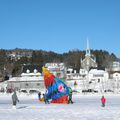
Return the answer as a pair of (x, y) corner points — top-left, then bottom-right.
(42, 67), (69, 103)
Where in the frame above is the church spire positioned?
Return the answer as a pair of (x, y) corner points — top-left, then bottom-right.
(86, 38), (91, 56)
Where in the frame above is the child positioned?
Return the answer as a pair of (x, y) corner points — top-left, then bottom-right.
(101, 95), (106, 107)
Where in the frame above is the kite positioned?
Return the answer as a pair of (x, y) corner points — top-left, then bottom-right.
(42, 67), (69, 103)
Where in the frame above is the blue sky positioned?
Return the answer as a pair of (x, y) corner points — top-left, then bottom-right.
(0, 0), (120, 57)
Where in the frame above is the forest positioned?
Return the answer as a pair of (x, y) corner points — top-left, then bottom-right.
(0, 48), (119, 80)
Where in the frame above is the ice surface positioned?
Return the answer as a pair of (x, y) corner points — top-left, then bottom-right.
(0, 93), (120, 120)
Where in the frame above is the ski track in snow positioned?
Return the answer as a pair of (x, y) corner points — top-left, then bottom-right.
(0, 94), (120, 120)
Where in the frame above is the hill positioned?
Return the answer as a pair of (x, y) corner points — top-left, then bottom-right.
(0, 48), (119, 79)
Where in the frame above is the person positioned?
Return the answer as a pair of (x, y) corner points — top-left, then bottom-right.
(74, 81), (77, 91)
(43, 93), (49, 104)
(101, 95), (106, 107)
(68, 91), (73, 104)
(74, 81), (77, 86)
(38, 92), (41, 100)
(12, 91), (19, 109)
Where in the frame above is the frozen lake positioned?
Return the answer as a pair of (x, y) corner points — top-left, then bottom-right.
(0, 93), (120, 120)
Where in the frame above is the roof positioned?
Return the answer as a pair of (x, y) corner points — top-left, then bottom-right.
(89, 69), (106, 74)
(22, 65), (42, 73)
(89, 66), (105, 71)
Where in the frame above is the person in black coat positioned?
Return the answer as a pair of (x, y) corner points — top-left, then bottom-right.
(38, 92), (41, 100)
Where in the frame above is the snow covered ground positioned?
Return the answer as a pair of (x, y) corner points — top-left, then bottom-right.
(0, 93), (120, 120)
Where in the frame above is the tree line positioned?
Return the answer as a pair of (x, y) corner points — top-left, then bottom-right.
(0, 48), (119, 79)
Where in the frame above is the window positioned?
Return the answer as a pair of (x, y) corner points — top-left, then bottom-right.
(37, 83), (40, 86)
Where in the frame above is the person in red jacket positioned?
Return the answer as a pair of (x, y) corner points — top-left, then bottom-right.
(101, 96), (106, 107)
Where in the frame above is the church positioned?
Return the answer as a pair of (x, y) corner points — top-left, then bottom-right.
(81, 39), (97, 71)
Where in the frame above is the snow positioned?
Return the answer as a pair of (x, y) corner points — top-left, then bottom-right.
(0, 93), (120, 120)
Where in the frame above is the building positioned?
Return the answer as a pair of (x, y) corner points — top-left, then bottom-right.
(81, 39), (97, 71)
(108, 61), (120, 79)
(88, 67), (109, 83)
(7, 51), (32, 61)
(6, 65), (45, 93)
(66, 68), (81, 80)
(45, 63), (65, 79)
(87, 67), (109, 92)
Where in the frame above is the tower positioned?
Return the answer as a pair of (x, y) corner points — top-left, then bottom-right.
(86, 38), (91, 56)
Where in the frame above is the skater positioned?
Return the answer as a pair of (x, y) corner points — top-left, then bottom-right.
(68, 91), (73, 104)
(101, 95), (106, 107)
(12, 91), (19, 109)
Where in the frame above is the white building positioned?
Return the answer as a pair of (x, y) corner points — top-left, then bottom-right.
(66, 68), (82, 80)
(88, 68), (109, 83)
(45, 63), (65, 78)
(6, 65), (45, 93)
(110, 61), (120, 71)
(109, 61), (120, 79)
(87, 68), (109, 92)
